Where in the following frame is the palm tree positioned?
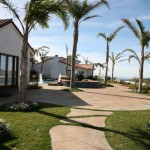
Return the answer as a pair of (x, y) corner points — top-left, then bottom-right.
(82, 57), (91, 64)
(97, 26), (124, 84)
(30, 57), (38, 73)
(66, 44), (69, 76)
(35, 46), (50, 74)
(1, 0), (69, 102)
(65, 0), (109, 88)
(122, 49), (150, 86)
(94, 63), (105, 79)
(109, 52), (126, 82)
(122, 18), (150, 91)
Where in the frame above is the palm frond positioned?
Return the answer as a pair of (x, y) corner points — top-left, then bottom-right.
(84, 0), (110, 17)
(80, 15), (99, 23)
(97, 33), (107, 40)
(128, 55), (140, 64)
(109, 26), (125, 42)
(122, 18), (140, 39)
(117, 59), (127, 63)
(136, 19), (145, 35)
(0, 0), (24, 30)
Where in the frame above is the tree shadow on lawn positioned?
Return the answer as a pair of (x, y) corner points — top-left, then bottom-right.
(37, 109), (150, 149)
(0, 134), (17, 150)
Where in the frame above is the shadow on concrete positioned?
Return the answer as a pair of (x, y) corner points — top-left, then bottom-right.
(84, 91), (150, 101)
(0, 88), (91, 107)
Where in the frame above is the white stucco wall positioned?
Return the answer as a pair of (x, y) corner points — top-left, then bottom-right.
(33, 55), (93, 79)
(33, 56), (70, 79)
(0, 23), (32, 86)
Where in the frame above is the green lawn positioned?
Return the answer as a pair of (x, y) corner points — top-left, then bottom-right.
(105, 110), (150, 150)
(0, 103), (70, 150)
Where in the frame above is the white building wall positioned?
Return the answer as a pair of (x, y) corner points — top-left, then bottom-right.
(0, 23), (32, 85)
(33, 56), (93, 79)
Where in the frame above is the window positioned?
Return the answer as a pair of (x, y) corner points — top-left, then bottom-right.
(0, 53), (19, 87)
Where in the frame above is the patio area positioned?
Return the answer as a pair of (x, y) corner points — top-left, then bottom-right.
(1, 84), (150, 111)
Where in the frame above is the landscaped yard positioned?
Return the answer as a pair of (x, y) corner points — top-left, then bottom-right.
(105, 110), (150, 150)
(0, 103), (70, 150)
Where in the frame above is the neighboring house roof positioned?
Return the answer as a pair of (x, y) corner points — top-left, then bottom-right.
(75, 64), (94, 70)
(0, 19), (35, 55)
(34, 55), (93, 70)
(59, 60), (94, 70)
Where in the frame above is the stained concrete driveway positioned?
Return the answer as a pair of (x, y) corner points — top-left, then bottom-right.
(1, 84), (150, 110)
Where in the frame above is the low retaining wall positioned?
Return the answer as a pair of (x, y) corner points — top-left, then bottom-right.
(62, 80), (101, 88)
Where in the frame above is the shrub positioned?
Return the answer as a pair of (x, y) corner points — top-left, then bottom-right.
(5, 102), (39, 112)
(77, 74), (85, 81)
(27, 84), (42, 89)
(128, 83), (138, 91)
(0, 119), (10, 140)
(0, 90), (12, 97)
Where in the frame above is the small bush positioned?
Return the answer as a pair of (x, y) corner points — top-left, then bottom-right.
(0, 90), (12, 97)
(128, 83), (138, 91)
(27, 84), (42, 89)
(77, 74), (85, 81)
(0, 119), (10, 140)
(5, 102), (39, 112)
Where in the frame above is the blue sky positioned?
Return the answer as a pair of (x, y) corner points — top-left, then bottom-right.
(0, 0), (150, 79)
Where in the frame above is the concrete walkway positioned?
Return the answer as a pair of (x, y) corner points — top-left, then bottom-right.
(50, 108), (113, 150)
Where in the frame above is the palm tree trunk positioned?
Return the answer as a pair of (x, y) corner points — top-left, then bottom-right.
(104, 41), (109, 84)
(66, 58), (68, 76)
(70, 21), (79, 88)
(41, 63), (43, 74)
(19, 28), (29, 103)
(138, 46), (144, 91)
(111, 63), (114, 82)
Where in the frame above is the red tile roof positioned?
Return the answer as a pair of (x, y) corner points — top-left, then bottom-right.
(0, 19), (34, 54)
(75, 64), (94, 70)
(59, 60), (94, 70)
(0, 19), (12, 28)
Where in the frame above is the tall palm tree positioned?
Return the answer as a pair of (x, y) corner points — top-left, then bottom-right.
(109, 52), (126, 82)
(94, 63), (105, 79)
(65, 0), (109, 88)
(66, 44), (69, 76)
(122, 49), (150, 85)
(97, 26), (124, 84)
(122, 18), (150, 91)
(1, 0), (69, 102)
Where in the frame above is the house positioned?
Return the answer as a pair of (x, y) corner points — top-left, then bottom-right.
(0, 19), (34, 87)
(33, 55), (94, 79)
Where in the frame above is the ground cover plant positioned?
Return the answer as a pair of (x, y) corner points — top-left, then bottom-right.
(105, 110), (150, 150)
(0, 103), (70, 150)
(27, 84), (42, 89)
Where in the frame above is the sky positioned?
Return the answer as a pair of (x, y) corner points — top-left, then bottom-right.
(0, 0), (150, 79)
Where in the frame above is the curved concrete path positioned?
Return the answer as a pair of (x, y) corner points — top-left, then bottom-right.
(50, 108), (113, 150)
